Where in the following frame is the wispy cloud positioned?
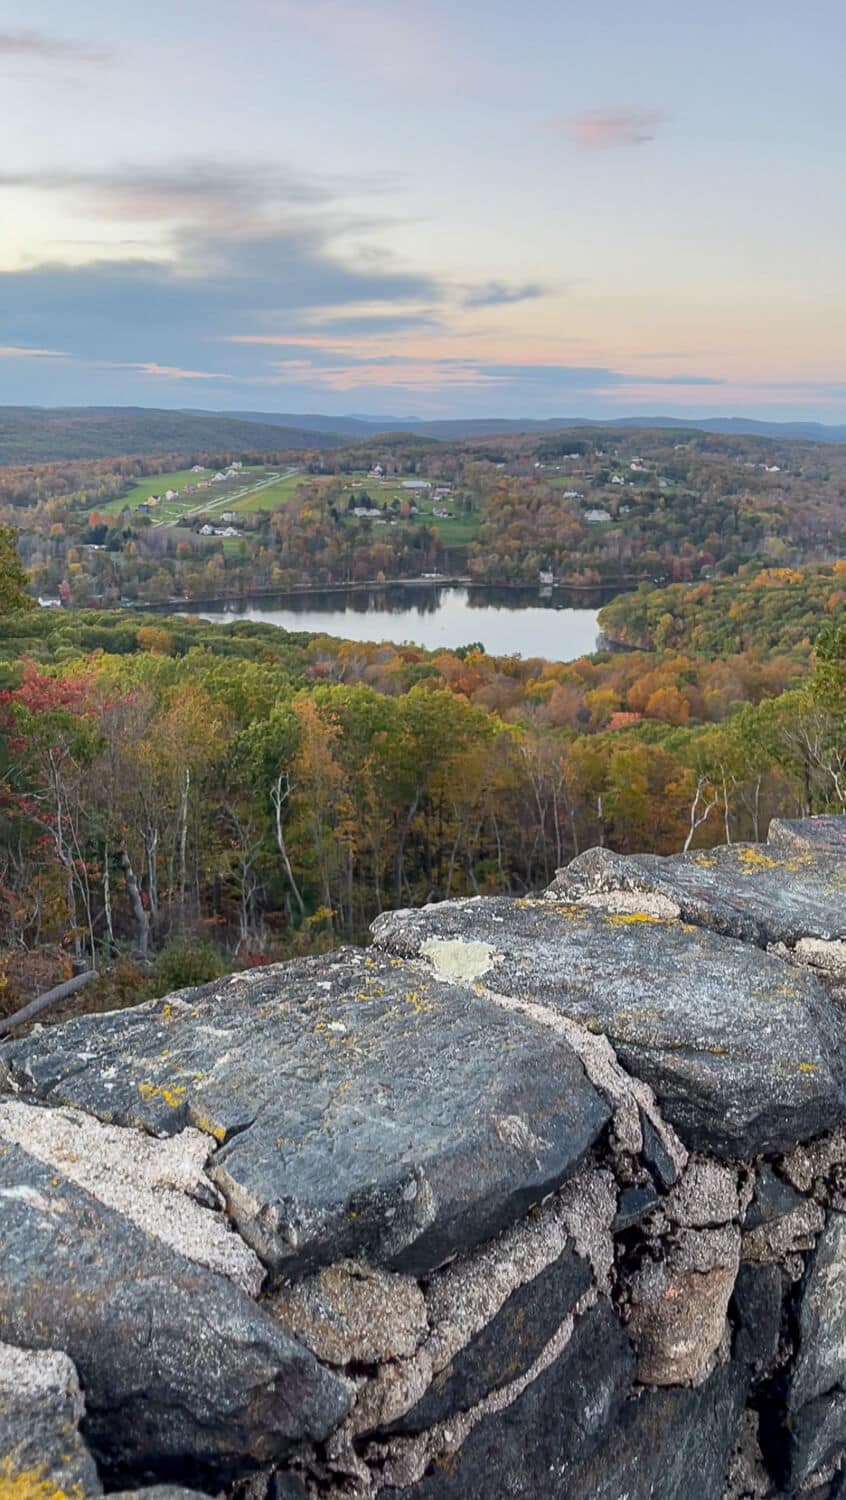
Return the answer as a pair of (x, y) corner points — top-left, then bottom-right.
(0, 343), (70, 360)
(268, 0), (462, 87)
(560, 108), (667, 150)
(0, 29), (109, 64)
(462, 282), (546, 310)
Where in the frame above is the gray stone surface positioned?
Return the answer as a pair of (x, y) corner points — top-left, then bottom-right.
(0, 948), (610, 1278)
(379, 1245), (591, 1435)
(791, 1211), (846, 1414)
(560, 1361), (750, 1500)
(789, 1393), (846, 1490)
(769, 816), (846, 856)
(371, 897), (846, 1158)
(0, 1140), (349, 1483)
(375, 1302), (636, 1499)
(547, 836), (846, 948)
(0, 1340), (103, 1496)
(732, 1263), (784, 1370)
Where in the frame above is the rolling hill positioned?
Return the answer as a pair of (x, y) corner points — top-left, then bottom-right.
(0, 407), (343, 464)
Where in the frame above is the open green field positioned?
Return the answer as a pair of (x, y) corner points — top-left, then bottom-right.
(100, 470), (202, 516)
(232, 471), (307, 512)
(100, 466), (277, 525)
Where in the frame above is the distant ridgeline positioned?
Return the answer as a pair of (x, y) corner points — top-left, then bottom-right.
(3, 815), (846, 1498)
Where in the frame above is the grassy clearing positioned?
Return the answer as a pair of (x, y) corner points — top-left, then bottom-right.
(99, 470), (201, 516)
(232, 472), (307, 512)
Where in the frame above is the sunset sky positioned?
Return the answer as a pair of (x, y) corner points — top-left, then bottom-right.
(1, 0), (844, 420)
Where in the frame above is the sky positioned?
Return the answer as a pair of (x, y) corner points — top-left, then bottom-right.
(1, 0), (844, 422)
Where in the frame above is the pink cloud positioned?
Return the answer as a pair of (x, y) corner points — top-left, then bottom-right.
(267, 1), (461, 87)
(561, 108), (667, 150)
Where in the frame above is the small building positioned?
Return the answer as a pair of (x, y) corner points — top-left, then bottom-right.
(191, 465), (206, 474)
(402, 479), (431, 491)
(610, 475), (626, 486)
(585, 508), (612, 525)
(221, 512), (237, 524)
(539, 569), (554, 586)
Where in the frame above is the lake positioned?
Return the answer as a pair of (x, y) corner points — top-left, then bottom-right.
(192, 584), (618, 660)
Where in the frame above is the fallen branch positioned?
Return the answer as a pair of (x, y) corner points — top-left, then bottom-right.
(0, 970), (98, 1038)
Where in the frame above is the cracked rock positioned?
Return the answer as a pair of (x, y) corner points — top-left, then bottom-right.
(0, 949), (610, 1280)
(371, 896), (846, 1159)
(0, 1140), (349, 1484)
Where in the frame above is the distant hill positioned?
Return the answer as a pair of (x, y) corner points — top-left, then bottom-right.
(2, 406), (845, 465)
(209, 409), (846, 445)
(0, 407), (343, 464)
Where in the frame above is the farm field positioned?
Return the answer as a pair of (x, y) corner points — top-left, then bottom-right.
(232, 471), (306, 512)
(100, 466), (287, 524)
(99, 470), (203, 516)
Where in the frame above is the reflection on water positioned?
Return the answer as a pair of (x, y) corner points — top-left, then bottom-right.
(193, 584), (620, 660)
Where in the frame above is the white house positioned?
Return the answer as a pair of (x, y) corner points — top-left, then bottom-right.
(585, 508), (612, 524)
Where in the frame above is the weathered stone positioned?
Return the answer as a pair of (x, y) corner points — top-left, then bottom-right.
(791, 1211), (846, 1413)
(614, 1182), (661, 1230)
(0, 949), (610, 1279)
(768, 816), (846, 856)
(789, 1393), (846, 1490)
(560, 1361), (749, 1500)
(781, 1131), (846, 1194)
(667, 1157), (741, 1228)
(272, 1262), (428, 1367)
(548, 835), (846, 948)
(0, 1099), (264, 1296)
(0, 1140), (349, 1483)
(0, 1340), (103, 1496)
(746, 1163), (808, 1229)
(732, 1263), (784, 1370)
(371, 897), (846, 1159)
(345, 1172), (610, 1442)
(374, 1301), (636, 1499)
(381, 1244), (591, 1435)
(627, 1225), (740, 1386)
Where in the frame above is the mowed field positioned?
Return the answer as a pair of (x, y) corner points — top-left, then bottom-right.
(100, 467), (283, 524)
(232, 469), (480, 543)
(99, 470), (202, 516)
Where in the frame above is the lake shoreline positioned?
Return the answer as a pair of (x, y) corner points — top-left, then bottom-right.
(134, 575), (644, 614)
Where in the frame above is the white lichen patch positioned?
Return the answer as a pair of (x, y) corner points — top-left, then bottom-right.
(0, 1100), (264, 1297)
(793, 938), (846, 978)
(0, 1339), (84, 1419)
(419, 938), (499, 983)
(577, 890), (682, 921)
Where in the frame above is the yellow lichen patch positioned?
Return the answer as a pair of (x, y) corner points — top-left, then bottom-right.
(693, 855), (717, 867)
(403, 989), (435, 1015)
(137, 1082), (187, 1110)
(798, 1062), (819, 1073)
(606, 913), (666, 926)
(0, 1461), (83, 1500)
(190, 1111), (226, 1143)
(735, 847), (781, 871)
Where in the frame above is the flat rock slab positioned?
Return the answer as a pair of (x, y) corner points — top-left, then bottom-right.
(0, 948), (610, 1279)
(547, 838), (846, 948)
(0, 1140), (349, 1484)
(371, 898), (846, 1159)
